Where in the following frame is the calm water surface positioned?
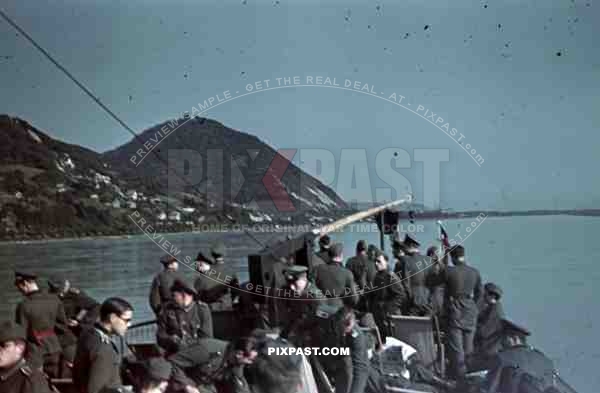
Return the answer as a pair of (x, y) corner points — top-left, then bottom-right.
(1, 216), (598, 392)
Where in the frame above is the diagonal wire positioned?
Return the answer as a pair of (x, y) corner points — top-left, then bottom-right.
(0, 8), (268, 249)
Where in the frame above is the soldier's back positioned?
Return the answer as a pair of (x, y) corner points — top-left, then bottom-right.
(445, 264), (481, 297)
(401, 255), (434, 287)
(0, 360), (52, 393)
(16, 291), (65, 357)
(315, 263), (353, 298)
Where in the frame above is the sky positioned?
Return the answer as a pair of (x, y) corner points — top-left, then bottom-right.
(1, 0), (599, 211)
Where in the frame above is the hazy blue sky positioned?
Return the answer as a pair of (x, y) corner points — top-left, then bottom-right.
(1, 0), (598, 211)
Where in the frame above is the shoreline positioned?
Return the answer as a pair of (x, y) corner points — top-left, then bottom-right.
(1, 210), (598, 245)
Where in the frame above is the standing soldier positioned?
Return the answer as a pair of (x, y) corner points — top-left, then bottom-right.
(149, 255), (186, 316)
(47, 276), (100, 378)
(314, 243), (359, 308)
(316, 235), (331, 265)
(424, 246), (448, 320)
(370, 251), (408, 339)
(345, 240), (377, 312)
(279, 265), (325, 346)
(443, 245), (482, 382)
(14, 270), (67, 378)
(47, 276), (100, 331)
(473, 282), (505, 356)
(0, 321), (52, 393)
(73, 297), (135, 393)
(393, 235), (434, 316)
(156, 279), (213, 355)
(194, 243), (239, 311)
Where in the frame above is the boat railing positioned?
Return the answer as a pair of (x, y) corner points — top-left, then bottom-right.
(126, 319), (158, 345)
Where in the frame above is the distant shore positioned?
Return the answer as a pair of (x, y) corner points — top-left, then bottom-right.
(1, 209), (598, 245)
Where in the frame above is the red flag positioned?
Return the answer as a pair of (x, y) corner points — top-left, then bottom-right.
(439, 222), (450, 249)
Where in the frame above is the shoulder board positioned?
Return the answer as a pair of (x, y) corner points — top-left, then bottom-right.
(19, 366), (32, 377)
(351, 329), (359, 338)
(94, 328), (111, 344)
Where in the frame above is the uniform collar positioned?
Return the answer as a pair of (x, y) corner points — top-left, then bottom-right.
(0, 358), (25, 380)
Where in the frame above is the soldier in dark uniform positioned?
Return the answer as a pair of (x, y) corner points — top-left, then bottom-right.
(156, 279), (213, 355)
(474, 282), (506, 357)
(278, 265), (325, 346)
(0, 321), (52, 393)
(316, 235), (331, 265)
(167, 337), (230, 393)
(73, 297), (135, 393)
(47, 276), (100, 329)
(443, 245), (482, 381)
(370, 251), (409, 339)
(138, 357), (172, 393)
(314, 243), (359, 307)
(345, 240), (377, 312)
(214, 336), (259, 393)
(194, 243), (239, 311)
(14, 270), (67, 378)
(47, 276), (101, 378)
(424, 246), (448, 320)
(149, 255), (186, 316)
(393, 235), (434, 316)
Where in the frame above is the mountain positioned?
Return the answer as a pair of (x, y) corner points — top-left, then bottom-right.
(0, 114), (347, 241)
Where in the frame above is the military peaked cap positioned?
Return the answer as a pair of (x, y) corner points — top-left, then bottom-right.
(403, 234), (420, 248)
(284, 265), (308, 281)
(14, 270), (37, 283)
(484, 282), (503, 298)
(145, 357), (172, 381)
(210, 242), (225, 258)
(160, 254), (178, 265)
(502, 319), (531, 337)
(170, 279), (197, 296)
(0, 321), (27, 343)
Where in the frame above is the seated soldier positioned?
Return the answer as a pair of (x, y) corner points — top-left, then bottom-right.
(156, 279), (213, 355)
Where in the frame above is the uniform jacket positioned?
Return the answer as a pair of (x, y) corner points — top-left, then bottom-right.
(149, 269), (187, 315)
(15, 290), (67, 357)
(156, 301), (213, 353)
(314, 262), (359, 306)
(0, 358), (52, 393)
(73, 324), (131, 393)
(444, 263), (483, 331)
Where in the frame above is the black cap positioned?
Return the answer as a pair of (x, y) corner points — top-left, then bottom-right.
(211, 242), (225, 258)
(0, 321), (27, 344)
(367, 244), (378, 254)
(356, 240), (367, 253)
(284, 265), (308, 281)
(328, 243), (344, 259)
(450, 245), (465, 258)
(403, 234), (420, 248)
(195, 251), (211, 263)
(502, 319), (530, 337)
(144, 357), (172, 381)
(14, 270), (37, 283)
(47, 275), (68, 292)
(319, 235), (331, 248)
(426, 246), (439, 258)
(484, 282), (503, 299)
(392, 239), (406, 252)
(160, 255), (178, 265)
(170, 279), (197, 296)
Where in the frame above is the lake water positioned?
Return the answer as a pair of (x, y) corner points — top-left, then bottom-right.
(1, 215), (597, 392)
